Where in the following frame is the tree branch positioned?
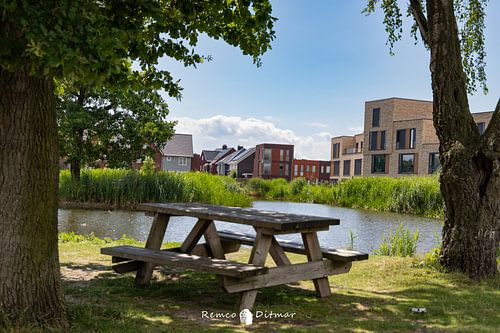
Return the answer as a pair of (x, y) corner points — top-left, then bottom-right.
(482, 98), (500, 158)
(409, 0), (429, 45)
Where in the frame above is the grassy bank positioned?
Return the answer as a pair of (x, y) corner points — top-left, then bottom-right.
(245, 176), (443, 218)
(8, 234), (498, 332)
(59, 169), (252, 208)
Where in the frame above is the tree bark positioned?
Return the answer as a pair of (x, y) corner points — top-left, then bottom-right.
(0, 67), (67, 326)
(69, 129), (83, 181)
(426, 0), (499, 280)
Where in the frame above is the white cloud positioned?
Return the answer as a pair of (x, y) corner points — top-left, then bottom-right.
(308, 122), (330, 129)
(174, 115), (332, 160)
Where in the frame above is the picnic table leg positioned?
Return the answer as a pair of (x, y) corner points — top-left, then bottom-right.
(269, 236), (292, 266)
(301, 232), (332, 298)
(180, 218), (211, 254)
(236, 228), (272, 312)
(204, 221), (226, 259)
(135, 213), (170, 287)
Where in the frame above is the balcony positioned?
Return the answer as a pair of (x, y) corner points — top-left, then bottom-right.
(343, 147), (362, 155)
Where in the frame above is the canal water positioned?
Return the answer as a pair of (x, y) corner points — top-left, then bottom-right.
(58, 201), (442, 254)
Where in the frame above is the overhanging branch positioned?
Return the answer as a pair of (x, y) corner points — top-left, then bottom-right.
(409, 0), (429, 45)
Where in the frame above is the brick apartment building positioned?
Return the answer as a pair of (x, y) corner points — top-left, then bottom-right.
(292, 159), (331, 183)
(331, 97), (493, 181)
(253, 144), (294, 180)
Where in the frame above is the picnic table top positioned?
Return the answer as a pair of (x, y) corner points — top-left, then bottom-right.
(138, 202), (340, 231)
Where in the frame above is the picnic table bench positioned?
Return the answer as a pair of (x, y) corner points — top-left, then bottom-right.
(101, 203), (368, 311)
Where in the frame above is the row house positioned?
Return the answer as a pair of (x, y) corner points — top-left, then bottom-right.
(253, 144), (294, 180)
(155, 134), (194, 172)
(292, 159), (331, 183)
(228, 147), (256, 178)
(331, 98), (493, 180)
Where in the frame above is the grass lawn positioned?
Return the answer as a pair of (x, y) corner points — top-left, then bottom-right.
(20, 235), (500, 332)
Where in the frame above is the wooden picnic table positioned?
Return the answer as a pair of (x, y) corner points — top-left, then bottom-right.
(101, 203), (368, 311)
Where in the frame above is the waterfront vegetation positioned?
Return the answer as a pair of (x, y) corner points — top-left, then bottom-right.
(375, 223), (420, 257)
(10, 233), (496, 332)
(245, 175), (443, 218)
(59, 169), (443, 218)
(59, 169), (252, 208)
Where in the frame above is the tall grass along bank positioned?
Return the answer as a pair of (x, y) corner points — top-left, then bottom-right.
(59, 169), (252, 208)
(244, 176), (443, 218)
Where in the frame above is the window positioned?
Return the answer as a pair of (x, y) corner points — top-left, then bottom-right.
(409, 128), (416, 148)
(285, 150), (290, 161)
(343, 160), (351, 176)
(333, 161), (339, 176)
(263, 162), (271, 175)
(178, 157), (188, 166)
(371, 155), (387, 173)
(354, 159), (362, 175)
(166, 156), (172, 161)
(369, 132), (378, 150)
(372, 108), (380, 127)
(396, 129), (406, 149)
(306, 165), (310, 172)
(326, 166), (330, 173)
(360, 141), (363, 151)
(285, 163), (289, 176)
(320, 166), (324, 173)
(300, 164), (304, 176)
(477, 122), (485, 135)
(380, 131), (386, 150)
(278, 163), (284, 176)
(279, 149), (284, 161)
(312, 165), (316, 173)
(429, 153), (440, 174)
(399, 154), (415, 174)
(263, 148), (272, 162)
(294, 164), (298, 176)
(332, 143), (340, 159)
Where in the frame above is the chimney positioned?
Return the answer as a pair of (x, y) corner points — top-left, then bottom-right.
(222, 144), (228, 149)
(237, 145), (244, 150)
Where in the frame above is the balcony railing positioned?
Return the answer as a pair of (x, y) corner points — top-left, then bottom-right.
(343, 147), (362, 155)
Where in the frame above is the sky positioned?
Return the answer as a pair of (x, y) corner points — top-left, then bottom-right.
(157, 0), (500, 160)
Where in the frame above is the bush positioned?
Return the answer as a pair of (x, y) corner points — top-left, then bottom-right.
(375, 223), (419, 257)
(290, 177), (307, 195)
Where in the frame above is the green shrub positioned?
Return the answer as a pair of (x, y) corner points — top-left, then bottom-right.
(290, 177), (307, 195)
(375, 223), (419, 257)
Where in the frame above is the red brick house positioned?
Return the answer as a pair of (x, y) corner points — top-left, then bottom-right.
(253, 144), (294, 180)
(292, 159), (331, 183)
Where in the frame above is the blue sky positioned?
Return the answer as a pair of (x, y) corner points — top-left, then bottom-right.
(158, 0), (500, 159)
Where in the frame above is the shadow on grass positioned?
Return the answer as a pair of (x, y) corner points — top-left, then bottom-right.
(59, 262), (499, 332)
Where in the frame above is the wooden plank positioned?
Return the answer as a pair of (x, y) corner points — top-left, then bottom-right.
(102, 246), (267, 278)
(269, 237), (291, 266)
(224, 261), (351, 293)
(180, 218), (211, 253)
(138, 203), (339, 231)
(302, 232), (331, 297)
(110, 241), (241, 274)
(218, 230), (369, 262)
(135, 213), (170, 286)
(237, 228), (273, 311)
(204, 222), (226, 259)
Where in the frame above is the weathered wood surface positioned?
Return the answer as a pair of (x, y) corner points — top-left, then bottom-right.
(218, 230), (369, 262)
(138, 203), (339, 231)
(224, 260), (352, 293)
(135, 213), (170, 286)
(237, 228), (273, 311)
(180, 218), (211, 253)
(110, 241), (241, 274)
(302, 232), (331, 297)
(102, 246), (268, 278)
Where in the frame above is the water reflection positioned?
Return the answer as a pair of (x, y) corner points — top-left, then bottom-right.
(58, 201), (442, 254)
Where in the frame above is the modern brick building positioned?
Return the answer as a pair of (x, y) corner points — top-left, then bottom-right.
(331, 97), (493, 181)
(253, 144), (294, 180)
(292, 159), (331, 183)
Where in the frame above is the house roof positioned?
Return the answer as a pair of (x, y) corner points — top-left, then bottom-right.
(228, 147), (255, 164)
(201, 150), (219, 162)
(160, 134), (193, 157)
(210, 148), (234, 164)
(216, 150), (239, 164)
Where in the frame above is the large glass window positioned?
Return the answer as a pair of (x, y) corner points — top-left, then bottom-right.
(294, 164), (298, 176)
(263, 162), (271, 175)
(477, 122), (485, 135)
(380, 131), (386, 150)
(332, 143), (340, 159)
(306, 165), (310, 172)
(312, 165), (316, 173)
(399, 154), (415, 174)
(354, 159), (362, 175)
(429, 153), (440, 174)
(409, 128), (416, 148)
(279, 149), (284, 161)
(263, 148), (272, 162)
(372, 108), (380, 127)
(343, 160), (351, 176)
(396, 129), (406, 149)
(333, 161), (340, 176)
(371, 155), (387, 173)
(369, 132), (378, 150)
(300, 164), (304, 176)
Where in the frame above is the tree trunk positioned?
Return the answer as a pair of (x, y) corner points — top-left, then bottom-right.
(0, 68), (67, 327)
(70, 130), (83, 181)
(427, 0), (499, 280)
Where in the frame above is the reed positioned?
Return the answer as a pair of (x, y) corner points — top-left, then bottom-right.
(375, 223), (420, 257)
(59, 169), (252, 207)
